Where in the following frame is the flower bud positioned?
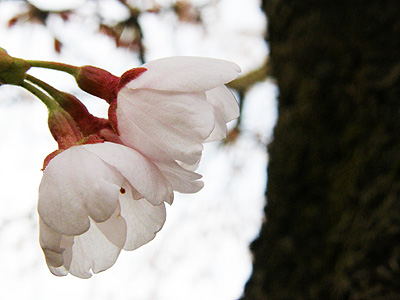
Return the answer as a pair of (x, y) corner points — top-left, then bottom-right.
(74, 66), (119, 103)
(48, 108), (83, 150)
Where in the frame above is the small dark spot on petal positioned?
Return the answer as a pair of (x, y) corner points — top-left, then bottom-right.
(120, 187), (126, 194)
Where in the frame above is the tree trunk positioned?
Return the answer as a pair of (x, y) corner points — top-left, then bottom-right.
(242, 1), (400, 299)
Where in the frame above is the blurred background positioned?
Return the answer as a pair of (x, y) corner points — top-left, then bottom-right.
(0, 0), (274, 299)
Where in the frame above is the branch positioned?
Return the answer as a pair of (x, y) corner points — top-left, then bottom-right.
(227, 58), (270, 92)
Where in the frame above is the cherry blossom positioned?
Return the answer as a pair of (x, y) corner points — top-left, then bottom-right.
(11, 54), (241, 278)
(38, 142), (174, 278)
(112, 56), (241, 172)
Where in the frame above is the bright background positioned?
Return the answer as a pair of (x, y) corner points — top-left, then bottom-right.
(0, 0), (276, 299)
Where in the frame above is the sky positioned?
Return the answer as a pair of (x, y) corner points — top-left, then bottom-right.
(0, 0), (276, 299)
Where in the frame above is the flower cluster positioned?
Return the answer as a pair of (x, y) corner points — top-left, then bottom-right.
(0, 50), (240, 278)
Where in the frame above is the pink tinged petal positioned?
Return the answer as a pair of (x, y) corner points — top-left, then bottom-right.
(119, 184), (166, 251)
(124, 56), (241, 92)
(67, 219), (123, 279)
(38, 146), (123, 236)
(83, 142), (173, 206)
(154, 161), (204, 195)
(205, 85), (240, 142)
(117, 89), (215, 165)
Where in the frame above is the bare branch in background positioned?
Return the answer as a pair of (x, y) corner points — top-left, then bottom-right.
(4, 0), (268, 147)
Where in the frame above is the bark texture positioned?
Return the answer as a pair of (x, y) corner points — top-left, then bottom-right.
(242, 1), (400, 299)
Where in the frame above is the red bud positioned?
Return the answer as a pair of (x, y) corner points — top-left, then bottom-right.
(48, 109), (83, 150)
(75, 66), (119, 103)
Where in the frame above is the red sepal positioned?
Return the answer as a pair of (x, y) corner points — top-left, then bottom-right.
(117, 67), (147, 92)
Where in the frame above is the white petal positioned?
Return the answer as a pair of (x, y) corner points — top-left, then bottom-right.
(67, 220), (123, 279)
(206, 85), (240, 123)
(83, 142), (173, 206)
(48, 265), (69, 277)
(125, 56), (240, 92)
(41, 210), (126, 279)
(39, 217), (65, 269)
(117, 89), (214, 165)
(48, 237), (72, 277)
(154, 161), (204, 195)
(179, 159), (201, 172)
(94, 203), (127, 249)
(120, 89), (214, 141)
(205, 85), (240, 142)
(206, 111), (228, 142)
(117, 108), (173, 163)
(38, 146), (123, 236)
(59, 236), (74, 272)
(120, 184), (166, 251)
(39, 220), (71, 277)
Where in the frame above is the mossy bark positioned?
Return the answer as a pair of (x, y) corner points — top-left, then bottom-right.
(242, 1), (400, 299)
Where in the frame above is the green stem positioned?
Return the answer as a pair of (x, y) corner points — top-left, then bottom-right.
(25, 60), (78, 76)
(21, 80), (59, 110)
(25, 74), (62, 99)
